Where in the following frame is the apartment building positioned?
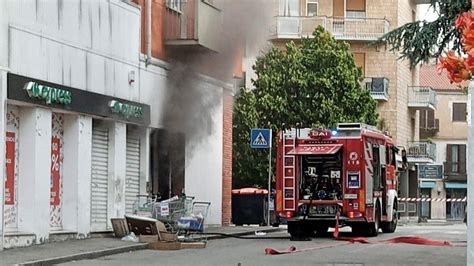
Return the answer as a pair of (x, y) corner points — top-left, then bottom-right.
(417, 64), (468, 221)
(0, 0), (236, 249)
(258, 0), (438, 220)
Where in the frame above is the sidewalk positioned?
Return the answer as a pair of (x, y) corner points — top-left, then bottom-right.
(0, 226), (282, 266)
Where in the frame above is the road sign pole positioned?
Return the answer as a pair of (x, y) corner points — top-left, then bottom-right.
(267, 130), (272, 226)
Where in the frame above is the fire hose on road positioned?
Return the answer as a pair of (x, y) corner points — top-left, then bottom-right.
(265, 212), (457, 256)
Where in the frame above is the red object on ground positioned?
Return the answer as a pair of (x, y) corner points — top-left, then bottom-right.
(333, 212), (340, 239)
(265, 214), (452, 255)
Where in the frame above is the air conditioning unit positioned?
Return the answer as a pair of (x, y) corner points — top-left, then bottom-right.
(370, 77), (389, 93)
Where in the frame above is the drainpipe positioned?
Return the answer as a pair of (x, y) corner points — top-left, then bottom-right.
(146, 0), (152, 65)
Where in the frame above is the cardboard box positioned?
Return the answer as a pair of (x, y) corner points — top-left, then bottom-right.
(139, 235), (159, 243)
(148, 241), (181, 250)
(159, 232), (178, 242)
(180, 242), (206, 249)
(111, 218), (129, 238)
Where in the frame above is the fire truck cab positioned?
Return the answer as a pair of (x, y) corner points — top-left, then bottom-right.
(275, 123), (399, 238)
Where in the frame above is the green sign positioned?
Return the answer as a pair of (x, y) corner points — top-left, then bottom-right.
(24, 81), (72, 105)
(109, 100), (144, 119)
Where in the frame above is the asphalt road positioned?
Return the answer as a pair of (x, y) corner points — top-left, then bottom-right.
(61, 223), (467, 266)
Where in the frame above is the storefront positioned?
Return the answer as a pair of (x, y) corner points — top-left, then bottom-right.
(3, 73), (150, 244)
(445, 182), (467, 221)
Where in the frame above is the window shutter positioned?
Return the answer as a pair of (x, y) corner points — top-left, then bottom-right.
(428, 110), (435, 128)
(420, 110), (427, 128)
(353, 53), (365, 76)
(446, 144), (453, 162)
(333, 0), (345, 17)
(453, 103), (467, 122)
(346, 0), (365, 11)
(459, 144), (467, 173)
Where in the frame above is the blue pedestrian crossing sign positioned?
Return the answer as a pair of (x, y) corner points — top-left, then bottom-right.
(251, 128), (271, 149)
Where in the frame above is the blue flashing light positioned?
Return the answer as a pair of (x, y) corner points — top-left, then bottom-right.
(331, 130), (338, 136)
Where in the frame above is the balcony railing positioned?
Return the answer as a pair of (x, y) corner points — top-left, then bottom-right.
(272, 16), (389, 41)
(364, 77), (389, 101)
(164, 0), (221, 52)
(407, 141), (436, 162)
(407, 86), (437, 110)
(443, 161), (467, 181)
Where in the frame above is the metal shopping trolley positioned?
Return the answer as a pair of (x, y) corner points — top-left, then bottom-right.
(177, 201), (211, 242)
(152, 196), (194, 232)
(132, 194), (160, 217)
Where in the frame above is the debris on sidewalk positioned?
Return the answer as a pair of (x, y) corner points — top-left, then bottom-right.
(121, 232), (139, 242)
(120, 214), (206, 251)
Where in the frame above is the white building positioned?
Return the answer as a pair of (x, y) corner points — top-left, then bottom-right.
(0, 0), (232, 249)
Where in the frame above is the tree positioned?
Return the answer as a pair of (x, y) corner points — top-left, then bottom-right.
(378, 0), (471, 67)
(232, 27), (378, 188)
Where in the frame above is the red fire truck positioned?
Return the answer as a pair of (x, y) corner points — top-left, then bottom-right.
(275, 123), (399, 238)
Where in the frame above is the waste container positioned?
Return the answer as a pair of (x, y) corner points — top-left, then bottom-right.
(232, 188), (268, 226)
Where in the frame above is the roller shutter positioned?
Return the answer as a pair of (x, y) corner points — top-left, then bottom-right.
(125, 137), (141, 214)
(90, 128), (109, 231)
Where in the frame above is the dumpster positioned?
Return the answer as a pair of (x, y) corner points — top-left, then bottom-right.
(232, 188), (268, 226)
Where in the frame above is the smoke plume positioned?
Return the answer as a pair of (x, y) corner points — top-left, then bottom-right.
(161, 0), (273, 155)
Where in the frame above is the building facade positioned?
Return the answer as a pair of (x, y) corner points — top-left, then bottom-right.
(0, 0), (235, 249)
(253, 0), (435, 220)
(418, 64), (468, 221)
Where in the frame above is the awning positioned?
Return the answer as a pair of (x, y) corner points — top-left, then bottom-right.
(288, 144), (343, 155)
(445, 182), (467, 189)
(419, 181), (436, 189)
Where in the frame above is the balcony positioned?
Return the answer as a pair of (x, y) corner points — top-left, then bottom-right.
(443, 161), (467, 182)
(407, 141), (436, 163)
(272, 16), (389, 42)
(164, 0), (222, 53)
(364, 77), (389, 101)
(419, 118), (439, 139)
(407, 86), (437, 111)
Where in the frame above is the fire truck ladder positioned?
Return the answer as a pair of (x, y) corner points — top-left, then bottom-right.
(283, 130), (296, 211)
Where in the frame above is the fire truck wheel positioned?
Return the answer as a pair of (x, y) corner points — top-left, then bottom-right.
(381, 203), (398, 233)
(367, 205), (380, 237)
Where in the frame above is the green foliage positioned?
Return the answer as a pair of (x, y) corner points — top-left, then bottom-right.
(232, 27), (378, 188)
(377, 0), (471, 67)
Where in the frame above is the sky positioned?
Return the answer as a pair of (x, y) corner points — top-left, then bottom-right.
(418, 4), (438, 22)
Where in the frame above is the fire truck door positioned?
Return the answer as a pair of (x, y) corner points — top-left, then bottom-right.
(379, 145), (387, 213)
(364, 142), (374, 205)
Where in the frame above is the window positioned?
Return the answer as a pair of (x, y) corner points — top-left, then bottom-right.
(306, 0), (318, 16)
(446, 144), (466, 174)
(452, 102), (467, 122)
(166, 0), (181, 12)
(279, 0), (300, 16)
(346, 0), (366, 18)
(420, 110), (436, 128)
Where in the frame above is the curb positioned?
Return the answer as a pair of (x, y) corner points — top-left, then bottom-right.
(15, 228), (283, 265)
(16, 243), (148, 266)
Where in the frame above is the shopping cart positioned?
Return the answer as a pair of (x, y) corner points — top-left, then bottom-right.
(132, 194), (160, 217)
(152, 196), (194, 232)
(177, 201), (211, 242)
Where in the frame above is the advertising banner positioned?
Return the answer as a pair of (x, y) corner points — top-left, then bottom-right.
(5, 131), (15, 205)
(51, 136), (61, 206)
